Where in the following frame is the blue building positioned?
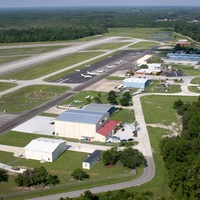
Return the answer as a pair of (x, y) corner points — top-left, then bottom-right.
(123, 78), (151, 88)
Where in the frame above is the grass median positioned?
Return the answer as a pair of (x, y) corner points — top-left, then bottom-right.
(0, 52), (103, 80)
(0, 85), (70, 112)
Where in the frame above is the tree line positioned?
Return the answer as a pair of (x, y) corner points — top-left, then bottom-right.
(0, 7), (200, 43)
(160, 97), (200, 200)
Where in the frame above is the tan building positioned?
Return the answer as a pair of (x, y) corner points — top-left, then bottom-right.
(24, 138), (66, 162)
(54, 109), (119, 142)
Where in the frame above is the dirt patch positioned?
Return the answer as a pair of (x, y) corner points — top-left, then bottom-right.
(147, 122), (181, 137)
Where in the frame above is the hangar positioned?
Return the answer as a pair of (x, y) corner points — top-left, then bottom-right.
(54, 109), (120, 142)
(82, 103), (116, 115)
(123, 78), (151, 88)
(24, 138), (66, 162)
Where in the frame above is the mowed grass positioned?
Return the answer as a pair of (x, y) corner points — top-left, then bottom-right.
(0, 82), (17, 92)
(0, 56), (29, 65)
(60, 90), (108, 108)
(129, 41), (159, 50)
(0, 131), (54, 147)
(146, 80), (182, 93)
(88, 42), (130, 50)
(0, 85), (70, 112)
(190, 76), (200, 84)
(110, 109), (135, 123)
(106, 28), (171, 39)
(0, 52), (103, 80)
(171, 64), (200, 76)
(0, 46), (69, 57)
(141, 95), (198, 126)
(106, 76), (126, 81)
(188, 86), (200, 93)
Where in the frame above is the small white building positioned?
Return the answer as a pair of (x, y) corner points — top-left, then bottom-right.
(82, 150), (101, 169)
(24, 138), (66, 162)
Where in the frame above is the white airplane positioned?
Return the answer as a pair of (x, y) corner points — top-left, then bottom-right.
(10, 79), (17, 82)
(74, 100), (82, 103)
(87, 71), (97, 76)
(85, 65), (90, 68)
(81, 73), (92, 78)
(106, 65), (115, 69)
(97, 69), (105, 73)
(75, 69), (80, 72)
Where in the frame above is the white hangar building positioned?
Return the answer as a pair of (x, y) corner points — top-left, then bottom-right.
(24, 138), (66, 162)
(123, 77), (151, 89)
(54, 109), (119, 142)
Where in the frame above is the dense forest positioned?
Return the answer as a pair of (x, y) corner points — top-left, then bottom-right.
(160, 97), (200, 200)
(0, 7), (200, 43)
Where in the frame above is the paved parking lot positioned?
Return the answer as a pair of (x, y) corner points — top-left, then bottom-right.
(106, 123), (138, 143)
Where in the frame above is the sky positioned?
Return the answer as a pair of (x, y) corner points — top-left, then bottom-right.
(0, 0), (200, 8)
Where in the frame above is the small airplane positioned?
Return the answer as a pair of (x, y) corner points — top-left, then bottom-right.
(106, 65), (115, 69)
(87, 71), (97, 76)
(75, 69), (80, 72)
(81, 74), (92, 78)
(85, 65), (90, 68)
(74, 100), (82, 103)
(97, 69), (105, 73)
(10, 79), (18, 82)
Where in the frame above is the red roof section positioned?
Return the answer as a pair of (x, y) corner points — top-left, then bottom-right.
(97, 120), (120, 137)
(176, 41), (191, 46)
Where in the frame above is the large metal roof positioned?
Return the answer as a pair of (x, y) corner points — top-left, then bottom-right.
(82, 103), (114, 113)
(55, 109), (106, 124)
(25, 137), (66, 153)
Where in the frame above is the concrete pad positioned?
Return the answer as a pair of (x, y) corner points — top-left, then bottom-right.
(12, 116), (54, 136)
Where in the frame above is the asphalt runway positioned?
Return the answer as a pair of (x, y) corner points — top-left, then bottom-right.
(53, 50), (142, 84)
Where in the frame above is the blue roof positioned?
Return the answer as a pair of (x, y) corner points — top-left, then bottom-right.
(55, 109), (106, 124)
(82, 103), (114, 113)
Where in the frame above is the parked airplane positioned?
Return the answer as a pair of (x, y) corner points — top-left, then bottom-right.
(97, 69), (105, 73)
(85, 65), (90, 68)
(81, 74), (92, 78)
(87, 71), (97, 76)
(74, 100), (82, 103)
(75, 69), (80, 72)
(10, 79), (17, 82)
(106, 65), (115, 69)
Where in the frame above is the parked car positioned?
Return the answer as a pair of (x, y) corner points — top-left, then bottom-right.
(120, 139), (127, 142)
(127, 138), (134, 141)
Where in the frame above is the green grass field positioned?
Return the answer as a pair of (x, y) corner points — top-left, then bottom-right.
(0, 52), (103, 80)
(141, 95), (198, 126)
(106, 28), (172, 39)
(0, 131), (54, 147)
(129, 41), (159, 50)
(171, 64), (200, 76)
(146, 80), (182, 93)
(0, 56), (30, 65)
(106, 76), (126, 81)
(0, 82), (17, 92)
(190, 76), (200, 84)
(0, 85), (70, 112)
(88, 42), (130, 50)
(188, 86), (200, 93)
